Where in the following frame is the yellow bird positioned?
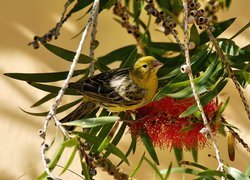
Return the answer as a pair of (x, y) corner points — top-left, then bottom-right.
(61, 56), (163, 124)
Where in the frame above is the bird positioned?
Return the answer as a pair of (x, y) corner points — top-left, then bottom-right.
(60, 56), (163, 125)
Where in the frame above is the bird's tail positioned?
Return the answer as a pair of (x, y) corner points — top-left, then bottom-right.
(60, 101), (97, 131)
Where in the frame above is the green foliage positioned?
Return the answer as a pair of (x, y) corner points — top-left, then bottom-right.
(5, 0), (250, 179)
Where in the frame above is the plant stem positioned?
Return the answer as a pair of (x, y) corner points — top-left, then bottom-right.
(40, 0), (100, 177)
(206, 27), (250, 121)
(181, 0), (225, 173)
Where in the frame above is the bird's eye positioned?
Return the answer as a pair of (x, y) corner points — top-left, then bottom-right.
(142, 64), (148, 68)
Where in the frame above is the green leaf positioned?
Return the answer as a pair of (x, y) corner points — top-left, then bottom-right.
(120, 46), (137, 68)
(133, 0), (142, 21)
(38, 142), (66, 179)
(200, 18), (236, 45)
(68, 0), (93, 14)
(98, 45), (137, 65)
(94, 60), (111, 72)
(21, 98), (82, 116)
(226, 166), (249, 180)
(63, 116), (119, 128)
(4, 69), (86, 83)
(31, 93), (56, 107)
(168, 167), (199, 175)
(245, 163), (250, 177)
(99, 0), (117, 11)
(44, 43), (92, 64)
(140, 133), (159, 165)
(192, 149), (198, 162)
(230, 22), (250, 40)
(103, 123), (127, 158)
(28, 82), (79, 95)
(197, 170), (225, 177)
(174, 148), (183, 165)
(163, 162), (173, 180)
(180, 79), (228, 117)
(117, 135), (137, 167)
(143, 157), (164, 180)
(62, 136), (78, 147)
(217, 97), (230, 116)
(75, 131), (129, 164)
(218, 38), (240, 56)
(129, 152), (145, 177)
(180, 161), (209, 170)
(190, 24), (200, 47)
(60, 138), (78, 175)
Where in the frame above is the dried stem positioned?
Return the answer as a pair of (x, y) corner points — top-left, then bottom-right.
(221, 117), (250, 153)
(89, 0), (100, 76)
(206, 27), (250, 121)
(181, 0), (224, 173)
(40, 0), (100, 177)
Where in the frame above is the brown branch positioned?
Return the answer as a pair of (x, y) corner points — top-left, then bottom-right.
(181, 0), (225, 173)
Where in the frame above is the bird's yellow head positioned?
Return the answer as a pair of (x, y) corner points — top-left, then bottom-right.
(132, 56), (163, 80)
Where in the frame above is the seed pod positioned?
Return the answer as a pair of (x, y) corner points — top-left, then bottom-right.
(227, 131), (235, 161)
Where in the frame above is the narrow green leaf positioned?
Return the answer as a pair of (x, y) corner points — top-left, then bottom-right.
(28, 82), (79, 95)
(98, 45), (137, 65)
(4, 69), (86, 83)
(165, 167), (200, 175)
(117, 135), (137, 167)
(190, 24), (200, 47)
(31, 93), (56, 107)
(60, 136), (79, 175)
(200, 18), (236, 45)
(21, 98), (82, 116)
(180, 79), (228, 117)
(144, 157), (164, 180)
(94, 61), (111, 72)
(180, 161), (209, 170)
(218, 38), (240, 56)
(44, 43), (92, 64)
(163, 162), (173, 180)
(62, 136), (78, 147)
(197, 170), (225, 177)
(68, 0), (93, 14)
(38, 143), (66, 180)
(133, 0), (142, 21)
(129, 152), (145, 177)
(60, 145), (78, 175)
(63, 116), (119, 128)
(226, 166), (249, 179)
(217, 97), (230, 116)
(140, 133), (159, 165)
(96, 136), (112, 153)
(192, 149), (198, 162)
(75, 132), (129, 164)
(245, 163), (250, 177)
(230, 22), (250, 40)
(174, 148), (183, 165)
(120, 47), (137, 68)
(104, 123), (127, 158)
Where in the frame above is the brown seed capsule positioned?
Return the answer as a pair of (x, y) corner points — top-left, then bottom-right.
(197, 16), (205, 25)
(188, 2), (196, 10)
(190, 10), (197, 16)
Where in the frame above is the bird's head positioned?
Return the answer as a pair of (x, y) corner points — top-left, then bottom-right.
(132, 56), (163, 80)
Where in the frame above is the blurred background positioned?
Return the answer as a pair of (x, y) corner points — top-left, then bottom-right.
(0, 0), (249, 179)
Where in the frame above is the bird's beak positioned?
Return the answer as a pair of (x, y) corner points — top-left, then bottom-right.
(153, 60), (164, 69)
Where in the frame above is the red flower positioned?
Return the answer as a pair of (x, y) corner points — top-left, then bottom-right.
(130, 97), (219, 150)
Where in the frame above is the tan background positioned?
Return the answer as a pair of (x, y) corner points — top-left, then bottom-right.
(0, 1), (249, 179)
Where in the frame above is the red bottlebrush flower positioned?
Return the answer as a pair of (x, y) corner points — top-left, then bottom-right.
(130, 97), (219, 150)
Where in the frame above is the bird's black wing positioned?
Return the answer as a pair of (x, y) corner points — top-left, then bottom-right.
(68, 67), (145, 106)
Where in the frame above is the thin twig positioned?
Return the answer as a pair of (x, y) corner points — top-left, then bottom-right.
(181, 0), (225, 173)
(221, 117), (250, 153)
(206, 28), (250, 121)
(89, 0), (100, 76)
(40, 0), (100, 177)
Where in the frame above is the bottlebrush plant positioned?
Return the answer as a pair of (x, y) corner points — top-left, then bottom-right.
(5, 0), (250, 179)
